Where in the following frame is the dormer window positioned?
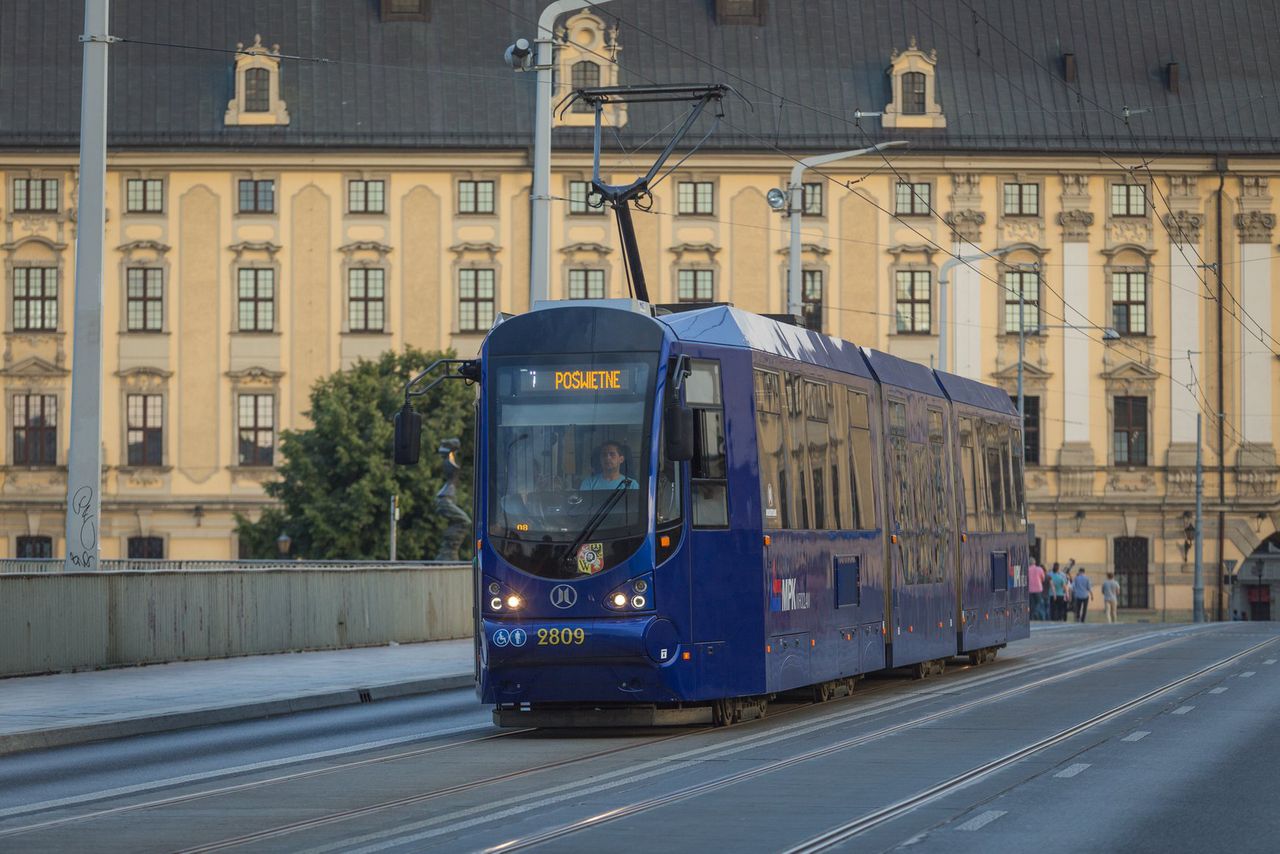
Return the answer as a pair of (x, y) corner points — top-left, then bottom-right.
(883, 38), (946, 129)
(225, 35), (290, 126)
(570, 61), (600, 112)
(555, 11), (624, 128)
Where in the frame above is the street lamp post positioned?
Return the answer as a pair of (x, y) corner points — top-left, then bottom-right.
(938, 247), (1015, 374)
(774, 142), (908, 320)
(518, 0), (613, 306)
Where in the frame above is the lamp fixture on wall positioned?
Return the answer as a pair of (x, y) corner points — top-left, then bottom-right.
(1255, 511), (1268, 534)
(192, 505), (205, 528)
(1181, 511), (1196, 561)
(1073, 510), (1086, 533)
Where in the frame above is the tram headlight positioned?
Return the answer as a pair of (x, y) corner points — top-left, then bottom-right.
(488, 581), (501, 595)
(506, 594), (523, 610)
(489, 596), (503, 611)
(612, 592), (628, 608)
(633, 579), (648, 594)
(631, 595), (647, 609)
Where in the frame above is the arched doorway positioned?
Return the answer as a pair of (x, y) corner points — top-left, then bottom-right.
(1233, 532), (1280, 621)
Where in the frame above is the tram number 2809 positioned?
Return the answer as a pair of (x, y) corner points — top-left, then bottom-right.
(537, 627), (586, 646)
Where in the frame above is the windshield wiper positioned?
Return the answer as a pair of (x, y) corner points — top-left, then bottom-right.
(559, 479), (632, 569)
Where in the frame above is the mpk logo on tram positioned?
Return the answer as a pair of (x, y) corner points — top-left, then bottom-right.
(550, 584), (577, 609)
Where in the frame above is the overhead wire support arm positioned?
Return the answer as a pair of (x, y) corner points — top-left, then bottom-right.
(558, 83), (731, 304)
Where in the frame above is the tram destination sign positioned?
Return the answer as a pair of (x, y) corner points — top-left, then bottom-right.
(515, 366), (639, 394)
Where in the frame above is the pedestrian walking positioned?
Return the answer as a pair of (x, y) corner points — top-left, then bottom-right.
(1061, 566), (1075, 621)
(1048, 562), (1067, 621)
(1028, 558), (1046, 620)
(1102, 572), (1120, 623)
(1072, 566), (1093, 622)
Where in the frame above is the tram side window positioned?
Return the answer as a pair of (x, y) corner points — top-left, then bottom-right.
(828, 386), (852, 529)
(754, 369), (785, 529)
(1011, 427), (1027, 531)
(959, 417), (979, 532)
(888, 399), (916, 581)
(805, 380), (832, 530)
(688, 359), (728, 528)
(1004, 428), (1024, 532)
(983, 422), (1007, 532)
(785, 373), (810, 529)
(848, 390), (875, 529)
(926, 408), (948, 582)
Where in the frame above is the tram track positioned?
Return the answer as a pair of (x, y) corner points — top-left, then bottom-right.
(264, 626), (1211, 854)
(780, 633), (1280, 853)
(0, 626), (1210, 851)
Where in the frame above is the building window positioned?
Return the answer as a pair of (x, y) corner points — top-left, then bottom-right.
(570, 61), (600, 112)
(1003, 182), (1039, 216)
(1113, 536), (1149, 609)
(126, 178), (164, 213)
(13, 178), (58, 213)
(16, 535), (53, 558)
(458, 268), (495, 332)
(895, 181), (930, 215)
(1113, 395), (1148, 467)
(244, 68), (270, 112)
(802, 182), (823, 216)
(348, 268), (386, 332)
(13, 268), (58, 331)
(348, 179), (385, 214)
(801, 270), (824, 332)
(1003, 270), (1040, 333)
(568, 269), (605, 300)
(677, 181), (714, 215)
(12, 394), (57, 466)
(126, 393), (163, 466)
(902, 71), (927, 115)
(677, 269), (714, 302)
(1111, 272), (1147, 336)
(237, 394), (274, 467)
(237, 269), (275, 332)
(238, 179), (275, 213)
(380, 0), (428, 21)
(458, 180), (495, 214)
(894, 270), (931, 334)
(126, 268), (163, 332)
(568, 180), (602, 214)
(1013, 394), (1041, 466)
(127, 536), (165, 559)
(1111, 183), (1146, 216)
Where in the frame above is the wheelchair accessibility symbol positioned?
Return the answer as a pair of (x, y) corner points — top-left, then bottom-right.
(492, 628), (510, 647)
(510, 628), (528, 647)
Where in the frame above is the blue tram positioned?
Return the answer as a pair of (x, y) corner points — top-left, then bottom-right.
(472, 299), (1030, 726)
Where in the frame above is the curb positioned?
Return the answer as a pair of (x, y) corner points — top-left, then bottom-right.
(0, 672), (474, 758)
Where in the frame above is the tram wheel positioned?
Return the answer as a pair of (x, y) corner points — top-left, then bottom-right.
(912, 661), (930, 680)
(932, 658), (946, 677)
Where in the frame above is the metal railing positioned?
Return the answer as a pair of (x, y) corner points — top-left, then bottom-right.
(0, 559), (469, 574)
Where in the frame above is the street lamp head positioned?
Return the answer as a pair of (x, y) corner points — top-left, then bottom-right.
(766, 187), (788, 211)
(504, 38), (533, 72)
(1102, 327), (1121, 341)
(276, 531), (292, 556)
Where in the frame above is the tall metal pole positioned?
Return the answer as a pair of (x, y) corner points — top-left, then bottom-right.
(785, 142), (908, 319)
(1016, 281), (1025, 426)
(389, 494), (398, 562)
(64, 0), (111, 570)
(1193, 414), (1205, 622)
(530, 0), (607, 305)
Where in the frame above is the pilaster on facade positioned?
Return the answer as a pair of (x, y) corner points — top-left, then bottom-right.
(1234, 178), (1275, 453)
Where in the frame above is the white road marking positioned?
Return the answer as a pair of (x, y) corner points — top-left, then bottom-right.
(1121, 731), (1150, 742)
(1209, 687), (1229, 694)
(1172, 705), (1195, 715)
(1264, 659), (1276, 665)
(1239, 671), (1256, 678)
(1054, 763), (1090, 778)
(956, 810), (1007, 831)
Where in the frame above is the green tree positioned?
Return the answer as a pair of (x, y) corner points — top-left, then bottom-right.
(236, 348), (475, 560)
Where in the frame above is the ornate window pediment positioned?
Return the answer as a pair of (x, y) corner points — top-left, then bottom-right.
(225, 35), (290, 127)
(555, 12), (624, 129)
(883, 38), (946, 129)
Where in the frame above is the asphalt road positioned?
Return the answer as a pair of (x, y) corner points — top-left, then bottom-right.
(0, 622), (1276, 853)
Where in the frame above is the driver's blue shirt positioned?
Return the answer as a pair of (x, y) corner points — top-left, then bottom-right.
(578, 474), (638, 490)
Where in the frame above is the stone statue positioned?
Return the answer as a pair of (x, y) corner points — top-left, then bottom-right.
(434, 437), (471, 560)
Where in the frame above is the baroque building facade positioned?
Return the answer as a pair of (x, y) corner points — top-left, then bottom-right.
(1, 0), (1277, 619)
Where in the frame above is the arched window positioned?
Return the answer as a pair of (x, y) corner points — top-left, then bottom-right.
(902, 72), (926, 115)
(570, 61), (600, 112)
(244, 68), (270, 112)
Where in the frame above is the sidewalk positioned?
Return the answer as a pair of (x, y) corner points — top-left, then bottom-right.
(0, 639), (474, 757)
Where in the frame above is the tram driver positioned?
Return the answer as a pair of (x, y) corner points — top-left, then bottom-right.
(578, 440), (639, 491)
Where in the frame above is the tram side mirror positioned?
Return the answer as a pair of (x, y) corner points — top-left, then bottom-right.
(394, 404), (422, 465)
(664, 403), (695, 462)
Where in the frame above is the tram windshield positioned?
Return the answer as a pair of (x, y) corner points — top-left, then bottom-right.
(488, 354), (656, 579)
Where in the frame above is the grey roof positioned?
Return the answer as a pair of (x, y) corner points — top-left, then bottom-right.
(3, 1), (1278, 153)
